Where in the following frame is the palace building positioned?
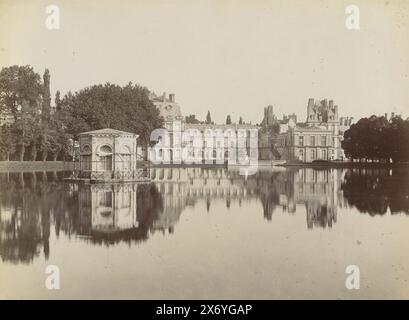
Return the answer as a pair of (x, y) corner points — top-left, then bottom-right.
(259, 99), (353, 162)
(148, 92), (259, 164)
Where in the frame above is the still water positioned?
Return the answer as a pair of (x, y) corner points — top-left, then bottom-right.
(0, 167), (408, 299)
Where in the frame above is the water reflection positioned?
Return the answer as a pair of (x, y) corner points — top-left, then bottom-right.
(1, 167), (408, 264)
(341, 168), (409, 215)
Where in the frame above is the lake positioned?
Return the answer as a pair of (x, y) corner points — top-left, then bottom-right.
(0, 167), (408, 299)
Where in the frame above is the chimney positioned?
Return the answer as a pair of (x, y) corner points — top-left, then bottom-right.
(169, 93), (175, 102)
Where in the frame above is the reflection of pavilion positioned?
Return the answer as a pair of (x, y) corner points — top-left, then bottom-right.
(77, 182), (180, 241)
(79, 184), (138, 234)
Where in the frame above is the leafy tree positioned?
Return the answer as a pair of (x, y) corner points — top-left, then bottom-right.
(342, 115), (409, 163)
(185, 114), (200, 124)
(59, 82), (163, 145)
(0, 65), (43, 160)
(239, 116), (243, 125)
(226, 115), (232, 125)
(0, 125), (16, 161)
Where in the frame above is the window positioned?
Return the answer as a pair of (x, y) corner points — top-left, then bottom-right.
(310, 149), (315, 161)
(310, 136), (315, 146)
(299, 136), (304, 146)
(322, 149), (327, 160)
(100, 192), (112, 207)
(299, 149), (304, 161)
(122, 154), (131, 171)
(81, 155), (91, 170)
(321, 136), (326, 146)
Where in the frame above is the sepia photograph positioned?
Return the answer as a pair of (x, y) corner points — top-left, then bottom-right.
(0, 0), (409, 306)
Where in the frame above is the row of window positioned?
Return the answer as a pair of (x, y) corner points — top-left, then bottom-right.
(298, 148), (337, 160)
(298, 135), (337, 147)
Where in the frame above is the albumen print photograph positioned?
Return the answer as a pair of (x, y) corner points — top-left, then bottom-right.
(0, 0), (409, 301)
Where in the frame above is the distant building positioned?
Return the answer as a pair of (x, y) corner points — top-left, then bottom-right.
(259, 99), (353, 162)
(148, 92), (259, 164)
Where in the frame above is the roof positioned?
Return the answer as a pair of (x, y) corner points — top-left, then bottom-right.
(79, 128), (139, 137)
(185, 123), (259, 130)
(294, 125), (331, 132)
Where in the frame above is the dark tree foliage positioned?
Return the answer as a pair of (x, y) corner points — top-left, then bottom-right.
(42, 69), (51, 122)
(185, 114), (201, 124)
(206, 110), (212, 124)
(59, 82), (163, 145)
(226, 114), (232, 125)
(342, 115), (409, 163)
(0, 65), (43, 160)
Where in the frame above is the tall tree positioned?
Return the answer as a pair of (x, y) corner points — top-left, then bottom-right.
(226, 115), (232, 125)
(42, 69), (51, 122)
(55, 90), (61, 112)
(0, 125), (16, 161)
(239, 116), (243, 125)
(206, 110), (212, 124)
(0, 65), (43, 160)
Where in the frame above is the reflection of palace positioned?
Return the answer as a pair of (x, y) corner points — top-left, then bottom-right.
(279, 169), (344, 229)
(149, 167), (345, 229)
(1, 169), (408, 263)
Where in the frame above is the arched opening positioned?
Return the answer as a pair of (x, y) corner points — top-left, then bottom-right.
(99, 145), (113, 171)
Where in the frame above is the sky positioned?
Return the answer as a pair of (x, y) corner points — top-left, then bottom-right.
(1, 0), (408, 124)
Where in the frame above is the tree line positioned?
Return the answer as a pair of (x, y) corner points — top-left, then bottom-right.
(0, 65), (163, 161)
(185, 111), (246, 125)
(341, 115), (409, 163)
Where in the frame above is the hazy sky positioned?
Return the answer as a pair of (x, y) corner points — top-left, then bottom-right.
(1, 0), (408, 124)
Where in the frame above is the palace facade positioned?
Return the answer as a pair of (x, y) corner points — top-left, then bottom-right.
(149, 92), (352, 163)
(259, 99), (353, 162)
(148, 92), (259, 164)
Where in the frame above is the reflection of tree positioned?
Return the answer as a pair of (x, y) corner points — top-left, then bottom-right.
(0, 172), (76, 264)
(341, 169), (409, 215)
(0, 174), (165, 262)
